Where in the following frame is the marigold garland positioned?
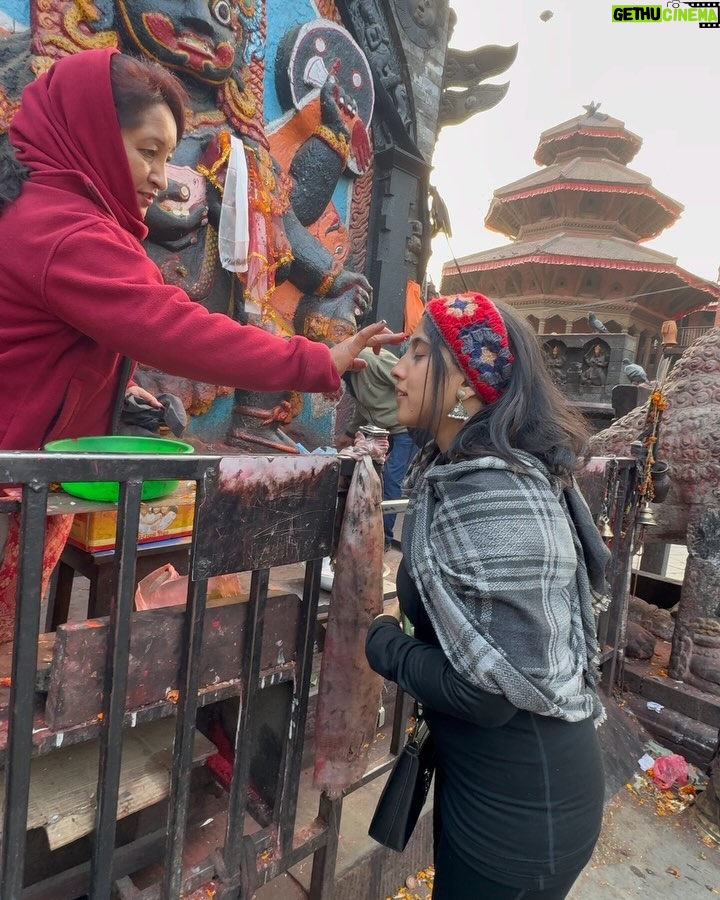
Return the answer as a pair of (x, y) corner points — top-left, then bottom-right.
(637, 384), (667, 504)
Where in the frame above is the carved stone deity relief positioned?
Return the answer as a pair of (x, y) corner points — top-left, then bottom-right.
(580, 339), (610, 388)
(542, 339), (568, 386)
(393, 0), (446, 49)
(270, 19), (374, 346)
(1, 1), (376, 451)
(343, 0), (416, 147)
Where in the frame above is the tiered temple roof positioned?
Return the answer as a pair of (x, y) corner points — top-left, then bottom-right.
(441, 108), (720, 334)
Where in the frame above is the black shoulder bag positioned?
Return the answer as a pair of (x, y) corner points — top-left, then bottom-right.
(368, 709), (436, 852)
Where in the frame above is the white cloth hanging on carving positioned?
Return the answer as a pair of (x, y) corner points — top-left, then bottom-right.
(218, 135), (249, 272)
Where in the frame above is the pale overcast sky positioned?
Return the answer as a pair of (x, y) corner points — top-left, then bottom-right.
(428, 0), (720, 291)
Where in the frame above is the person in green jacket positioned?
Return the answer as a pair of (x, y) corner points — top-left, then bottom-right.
(341, 346), (417, 550)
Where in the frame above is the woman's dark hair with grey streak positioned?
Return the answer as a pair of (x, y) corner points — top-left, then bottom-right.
(109, 52), (187, 140)
(419, 300), (590, 478)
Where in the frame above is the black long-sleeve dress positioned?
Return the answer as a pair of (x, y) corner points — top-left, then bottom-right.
(366, 561), (604, 892)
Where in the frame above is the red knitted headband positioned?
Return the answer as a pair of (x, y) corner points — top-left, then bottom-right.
(425, 293), (514, 404)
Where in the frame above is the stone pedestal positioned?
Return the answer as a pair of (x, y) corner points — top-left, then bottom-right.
(612, 384), (652, 420)
(639, 543), (671, 576)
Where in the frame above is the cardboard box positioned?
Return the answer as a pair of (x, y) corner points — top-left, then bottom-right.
(67, 481), (196, 552)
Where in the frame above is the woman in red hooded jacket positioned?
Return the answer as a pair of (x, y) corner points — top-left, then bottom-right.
(0, 48), (400, 639)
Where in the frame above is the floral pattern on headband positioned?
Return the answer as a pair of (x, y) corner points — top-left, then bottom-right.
(445, 295), (478, 317)
(459, 322), (513, 390)
(426, 292), (514, 405)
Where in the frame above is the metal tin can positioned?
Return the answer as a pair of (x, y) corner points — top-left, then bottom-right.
(358, 425), (390, 440)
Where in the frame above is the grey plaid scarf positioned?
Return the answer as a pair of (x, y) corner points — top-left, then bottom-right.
(402, 452), (608, 724)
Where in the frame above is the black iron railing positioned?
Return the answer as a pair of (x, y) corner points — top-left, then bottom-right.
(677, 325), (713, 348)
(0, 450), (637, 899)
(0, 451), (409, 900)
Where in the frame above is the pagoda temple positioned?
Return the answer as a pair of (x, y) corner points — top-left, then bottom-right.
(440, 105), (720, 375)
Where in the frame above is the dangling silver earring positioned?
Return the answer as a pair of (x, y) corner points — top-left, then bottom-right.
(448, 389), (469, 421)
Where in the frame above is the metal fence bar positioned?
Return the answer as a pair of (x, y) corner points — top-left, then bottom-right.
(275, 558), (323, 854)
(0, 451), (223, 486)
(0, 482), (49, 900)
(221, 567), (270, 893)
(161, 474), (213, 899)
(90, 478), (144, 900)
(308, 793), (343, 900)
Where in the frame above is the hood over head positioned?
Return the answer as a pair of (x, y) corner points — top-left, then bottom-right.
(9, 47), (147, 240)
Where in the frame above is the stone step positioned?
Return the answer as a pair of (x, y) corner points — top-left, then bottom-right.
(623, 658), (720, 731)
(623, 657), (719, 766)
(623, 693), (717, 768)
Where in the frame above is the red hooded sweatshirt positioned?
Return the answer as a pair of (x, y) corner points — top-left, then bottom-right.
(0, 48), (340, 450)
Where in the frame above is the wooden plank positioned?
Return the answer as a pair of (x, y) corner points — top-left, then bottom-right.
(192, 456), (340, 578)
(0, 718), (215, 850)
(45, 594), (300, 731)
(0, 684), (254, 759)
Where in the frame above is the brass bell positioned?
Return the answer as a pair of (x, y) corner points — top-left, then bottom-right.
(636, 502), (657, 527)
(598, 516), (613, 539)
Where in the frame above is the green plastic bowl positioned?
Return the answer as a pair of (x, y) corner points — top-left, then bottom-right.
(44, 435), (195, 502)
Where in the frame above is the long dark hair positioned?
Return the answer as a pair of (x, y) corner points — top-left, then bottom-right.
(110, 53), (187, 140)
(420, 300), (589, 478)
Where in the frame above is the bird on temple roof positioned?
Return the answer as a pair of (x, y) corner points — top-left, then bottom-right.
(582, 101), (607, 121)
(588, 311), (609, 333)
(622, 358), (650, 386)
